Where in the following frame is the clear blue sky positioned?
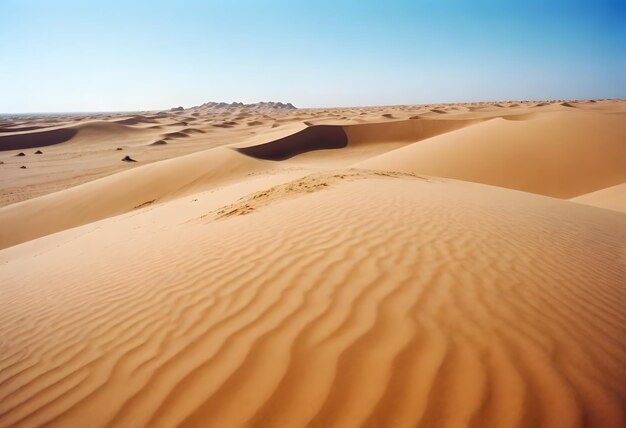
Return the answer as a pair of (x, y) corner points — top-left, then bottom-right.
(1, 0), (624, 112)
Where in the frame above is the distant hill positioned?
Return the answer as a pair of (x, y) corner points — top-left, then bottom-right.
(188, 101), (297, 112)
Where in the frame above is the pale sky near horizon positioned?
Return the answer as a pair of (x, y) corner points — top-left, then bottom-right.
(1, 0), (624, 113)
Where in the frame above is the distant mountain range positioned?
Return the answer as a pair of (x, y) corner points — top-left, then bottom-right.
(171, 101), (296, 112)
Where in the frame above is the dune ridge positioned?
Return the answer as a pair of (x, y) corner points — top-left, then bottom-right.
(0, 115), (484, 249)
(0, 148), (269, 250)
(0, 121), (156, 152)
(236, 125), (348, 160)
(234, 117), (480, 161)
(572, 183), (626, 213)
(357, 110), (626, 198)
(0, 128), (78, 151)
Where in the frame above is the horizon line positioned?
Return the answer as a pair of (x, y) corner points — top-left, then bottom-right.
(1, 97), (622, 116)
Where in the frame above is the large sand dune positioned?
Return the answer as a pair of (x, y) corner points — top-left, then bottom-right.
(234, 117), (478, 161)
(0, 148), (271, 250)
(0, 99), (625, 427)
(357, 110), (626, 198)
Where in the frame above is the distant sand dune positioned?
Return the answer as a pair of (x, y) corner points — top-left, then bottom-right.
(163, 131), (190, 139)
(0, 128), (78, 151)
(180, 128), (206, 134)
(0, 125), (53, 133)
(357, 110), (626, 198)
(65, 121), (153, 144)
(0, 121), (154, 151)
(113, 115), (160, 125)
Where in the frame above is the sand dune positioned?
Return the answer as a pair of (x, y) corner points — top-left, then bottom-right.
(357, 110), (626, 198)
(0, 127), (78, 151)
(113, 115), (160, 126)
(342, 117), (479, 145)
(0, 124), (56, 133)
(0, 113), (261, 206)
(572, 183), (626, 213)
(0, 172), (624, 427)
(70, 121), (156, 144)
(163, 131), (191, 139)
(0, 148), (269, 249)
(1, 99), (625, 428)
(0, 121), (155, 152)
(236, 125), (348, 160)
(234, 118), (480, 162)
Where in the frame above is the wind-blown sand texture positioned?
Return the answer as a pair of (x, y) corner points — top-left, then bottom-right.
(1, 99), (625, 427)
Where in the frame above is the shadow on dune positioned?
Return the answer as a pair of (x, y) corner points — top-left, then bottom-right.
(0, 125), (51, 133)
(0, 128), (78, 151)
(235, 125), (348, 160)
(113, 116), (159, 125)
(235, 119), (480, 161)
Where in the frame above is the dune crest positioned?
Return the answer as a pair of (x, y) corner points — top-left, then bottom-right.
(356, 110), (626, 198)
(234, 117), (480, 162)
(0, 128), (78, 151)
(0, 148), (269, 249)
(572, 183), (626, 213)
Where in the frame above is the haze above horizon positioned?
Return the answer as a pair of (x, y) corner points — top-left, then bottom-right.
(1, 0), (624, 113)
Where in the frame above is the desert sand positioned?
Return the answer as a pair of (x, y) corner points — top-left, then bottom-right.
(0, 99), (625, 427)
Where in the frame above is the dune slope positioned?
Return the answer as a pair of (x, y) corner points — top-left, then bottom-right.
(235, 125), (348, 160)
(0, 128), (78, 151)
(234, 117), (480, 161)
(0, 148), (269, 250)
(0, 121), (154, 152)
(357, 110), (626, 198)
(0, 172), (624, 428)
(571, 183), (626, 213)
(0, 115), (485, 249)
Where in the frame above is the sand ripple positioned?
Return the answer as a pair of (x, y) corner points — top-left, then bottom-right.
(1, 174), (624, 427)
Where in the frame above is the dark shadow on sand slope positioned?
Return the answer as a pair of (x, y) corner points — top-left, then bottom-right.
(235, 125), (348, 161)
(235, 119), (485, 161)
(0, 125), (52, 133)
(0, 128), (78, 151)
